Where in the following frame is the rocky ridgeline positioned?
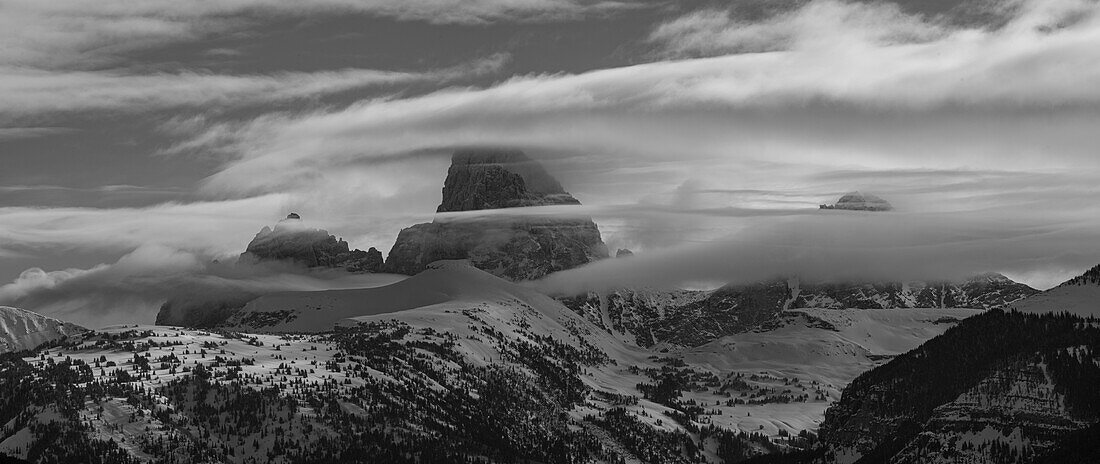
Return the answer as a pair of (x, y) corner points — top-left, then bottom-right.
(562, 274), (1037, 348)
(788, 273), (1038, 310)
(241, 213), (384, 272)
(385, 149), (608, 280)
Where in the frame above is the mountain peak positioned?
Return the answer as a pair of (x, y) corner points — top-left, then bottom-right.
(387, 148), (607, 280)
(437, 148), (581, 213)
(241, 216), (383, 273)
(820, 191), (893, 211)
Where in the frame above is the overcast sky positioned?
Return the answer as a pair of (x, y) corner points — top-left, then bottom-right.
(3, 0), (1100, 325)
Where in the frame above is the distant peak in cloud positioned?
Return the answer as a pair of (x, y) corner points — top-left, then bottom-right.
(437, 148), (581, 213)
(242, 214), (384, 273)
(820, 191), (894, 211)
(386, 148), (608, 280)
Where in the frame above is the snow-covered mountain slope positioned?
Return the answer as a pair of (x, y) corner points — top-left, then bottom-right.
(1009, 264), (1100, 318)
(674, 308), (979, 435)
(0, 306), (83, 354)
(1011, 284), (1100, 318)
(225, 266), (982, 440)
(0, 260), (992, 463)
(0, 266), (783, 463)
(223, 261), (585, 333)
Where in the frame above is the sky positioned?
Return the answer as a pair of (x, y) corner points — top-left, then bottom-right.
(3, 0), (1100, 326)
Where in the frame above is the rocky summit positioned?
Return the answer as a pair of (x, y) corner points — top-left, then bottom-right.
(156, 214), (384, 328)
(437, 148), (582, 212)
(241, 213), (384, 273)
(386, 149), (608, 280)
(820, 191), (894, 211)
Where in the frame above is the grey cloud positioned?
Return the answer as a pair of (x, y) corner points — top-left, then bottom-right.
(0, 127), (78, 141)
(648, 1), (948, 57)
(0, 0), (630, 69)
(534, 208), (1100, 295)
(180, 0), (1100, 199)
(0, 55), (509, 121)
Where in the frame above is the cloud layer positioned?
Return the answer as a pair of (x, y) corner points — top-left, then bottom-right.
(183, 0), (1100, 199)
(4, 0), (1100, 322)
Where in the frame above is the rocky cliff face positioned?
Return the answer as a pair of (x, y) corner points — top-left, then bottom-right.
(241, 214), (384, 272)
(386, 149), (608, 280)
(558, 288), (709, 347)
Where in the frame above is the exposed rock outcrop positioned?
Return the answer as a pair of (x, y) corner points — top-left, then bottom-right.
(820, 191), (893, 211)
(386, 149), (608, 281)
(156, 213), (384, 328)
(241, 214), (384, 272)
(789, 273), (1037, 311)
(436, 149), (581, 213)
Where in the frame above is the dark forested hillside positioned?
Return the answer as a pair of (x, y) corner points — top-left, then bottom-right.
(812, 310), (1100, 464)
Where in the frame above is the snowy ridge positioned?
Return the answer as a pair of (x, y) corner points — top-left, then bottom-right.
(1009, 263), (1100, 318)
(0, 306), (84, 354)
(1010, 284), (1100, 318)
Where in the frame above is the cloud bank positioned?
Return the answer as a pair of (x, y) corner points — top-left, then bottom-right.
(0, 244), (404, 328)
(536, 207), (1100, 295)
(4, 0), (1100, 323)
